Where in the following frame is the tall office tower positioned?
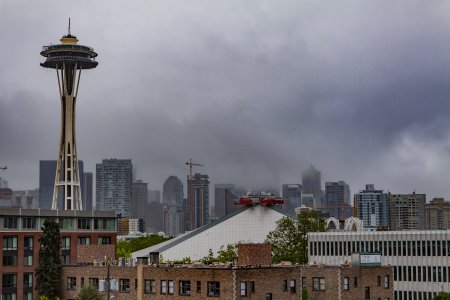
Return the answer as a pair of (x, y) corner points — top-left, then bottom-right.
(96, 159), (133, 218)
(83, 172), (93, 211)
(39, 160), (84, 209)
(425, 198), (450, 230)
(40, 24), (98, 210)
(325, 181), (351, 206)
(282, 184), (302, 214)
(323, 181), (352, 220)
(186, 173), (210, 231)
(354, 184), (388, 230)
(214, 184), (240, 219)
(132, 180), (150, 230)
(388, 192), (426, 230)
(147, 201), (164, 233)
(162, 176), (184, 236)
(302, 165), (321, 207)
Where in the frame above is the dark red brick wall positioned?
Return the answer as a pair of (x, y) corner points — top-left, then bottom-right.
(237, 243), (272, 266)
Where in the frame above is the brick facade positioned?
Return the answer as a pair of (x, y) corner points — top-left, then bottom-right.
(61, 264), (393, 300)
(236, 243), (272, 266)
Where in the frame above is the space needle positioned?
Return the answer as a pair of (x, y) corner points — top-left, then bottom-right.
(40, 21), (98, 210)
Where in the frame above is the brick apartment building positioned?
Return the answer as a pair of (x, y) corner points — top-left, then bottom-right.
(61, 263), (393, 300)
(62, 244), (393, 300)
(0, 208), (117, 300)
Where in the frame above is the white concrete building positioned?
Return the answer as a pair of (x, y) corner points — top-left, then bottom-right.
(308, 230), (450, 300)
(132, 204), (288, 261)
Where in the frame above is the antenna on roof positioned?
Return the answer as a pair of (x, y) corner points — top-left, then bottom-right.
(68, 18), (71, 35)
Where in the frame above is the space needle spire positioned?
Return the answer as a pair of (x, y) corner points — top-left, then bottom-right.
(40, 21), (98, 210)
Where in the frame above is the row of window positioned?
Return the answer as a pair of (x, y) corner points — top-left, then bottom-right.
(2, 217), (115, 231)
(395, 290), (441, 300)
(3, 235), (111, 252)
(394, 265), (450, 283)
(143, 280), (220, 297)
(2, 292), (32, 300)
(343, 276), (389, 290)
(2, 273), (33, 288)
(310, 239), (450, 257)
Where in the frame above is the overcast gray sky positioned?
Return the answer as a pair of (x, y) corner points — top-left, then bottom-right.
(1, 1), (450, 200)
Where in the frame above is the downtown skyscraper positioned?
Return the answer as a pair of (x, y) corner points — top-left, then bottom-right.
(302, 165), (321, 208)
(354, 184), (388, 229)
(186, 173), (210, 231)
(96, 159), (133, 218)
(162, 176), (185, 236)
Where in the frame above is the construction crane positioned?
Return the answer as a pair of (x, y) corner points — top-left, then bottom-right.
(185, 159), (204, 180)
(0, 166), (6, 171)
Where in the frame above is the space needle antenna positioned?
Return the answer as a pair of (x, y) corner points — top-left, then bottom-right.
(68, 18), (71, 35)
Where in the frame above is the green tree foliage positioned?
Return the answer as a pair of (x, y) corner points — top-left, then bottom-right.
(216, 244), (236, 263)
(77, 285), (102, 300)
(116, 235), (172, 258)
(201, 249), (215, 264)
(433, 292), (450, 300)
(265, 210), (325, 264)
(36, 218), (62, 300)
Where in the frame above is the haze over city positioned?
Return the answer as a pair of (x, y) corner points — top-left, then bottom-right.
(1, 1), (450, 199)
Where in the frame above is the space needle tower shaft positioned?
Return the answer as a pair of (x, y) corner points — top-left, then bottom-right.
(40, 20), (98, 210)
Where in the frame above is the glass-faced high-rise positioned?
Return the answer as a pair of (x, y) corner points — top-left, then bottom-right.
(96, 159), (132, 218)
(354, 184), (388, 229)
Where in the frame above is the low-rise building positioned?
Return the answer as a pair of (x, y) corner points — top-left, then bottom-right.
(309, 230), (450, 299)
(61, 262), (393, 300)
(0, 208), (117, 300)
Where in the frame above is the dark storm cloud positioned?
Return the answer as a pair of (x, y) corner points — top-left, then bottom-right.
(1, 1), (450, 200)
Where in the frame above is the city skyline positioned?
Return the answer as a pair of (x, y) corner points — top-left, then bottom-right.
(2, 2), (450, 200)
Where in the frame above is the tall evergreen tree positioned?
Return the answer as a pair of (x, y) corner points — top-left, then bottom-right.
(265, 210), (325, 264)
(36, 218), (62, 299)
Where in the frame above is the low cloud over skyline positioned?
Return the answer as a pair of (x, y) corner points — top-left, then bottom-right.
(1, 1), (450, 199)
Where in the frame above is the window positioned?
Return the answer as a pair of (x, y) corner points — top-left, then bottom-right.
(144, 280), (156, 294)
(384, 276), (389, 288)
(89, 278), (99, 289)
(77, 237), (91, 245)
(353, 277), (358, 287)
(3, 236), (18, 250)
(168, 280), (174, 295)
(67, 277), (76, 290)
(161, 280), (167, 294)
(62, 236), (71, 250)
(61, 254), (70, 265)
(2, 293), (17, 300)
(22, 217), (36, 229)
(313, 277), (326, 291)
(24, 254), (33, 266)
(94, 218), (115, 230)
(59, 218), (73, 230)
(250, 281), (255, 293)
(207, 281), (220, 297)
(197, 281), (201, 293)
(3, 255), (17, 266)
(24, 273), (33, 288)
(344, 277), (349, 290)
(240, 282), (247, 296)
(365, 287), (371, 300)
(24, 237), (33, 250)
(377, 276), (381, 286)
(81, 277), (85, 287)
(3, 273), (17, 288)
(302, 277), (307, 288)
(179, 280), (191, 296)
(98, 236), (112, 245)
(283, 280), (288, 291)
(119, 279), (130, 292)
(266, 293), (272, 300)
(24, 292), (33, 300)
(290, 279), (296, 293)
(4, 217), (18, 228)
(77, 218), (91, 230)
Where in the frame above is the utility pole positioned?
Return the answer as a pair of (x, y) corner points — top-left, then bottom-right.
(185, 159), (205, 231)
